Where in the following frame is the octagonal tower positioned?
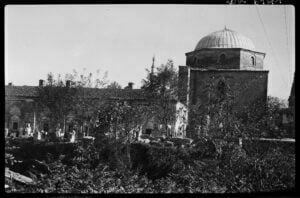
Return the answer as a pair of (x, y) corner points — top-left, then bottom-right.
(185, 27), (265, 70)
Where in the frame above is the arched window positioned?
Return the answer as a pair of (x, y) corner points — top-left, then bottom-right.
(219, 54), (226, 64)
(251, 56), (255, 66)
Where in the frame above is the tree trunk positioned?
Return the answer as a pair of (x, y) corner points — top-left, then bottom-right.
(63, 115), (66, 134)
(126, 142), (131, 169)
(5, 168), (35, 185)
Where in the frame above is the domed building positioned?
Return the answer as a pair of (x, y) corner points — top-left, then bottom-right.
(177, 27), (269, 138)
(185, 27), (265, 70)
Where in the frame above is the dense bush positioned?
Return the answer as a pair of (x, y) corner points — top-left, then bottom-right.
(6, 139), (77, 163)
(5, 136), (295, 193)
(130, 143), (192, 180)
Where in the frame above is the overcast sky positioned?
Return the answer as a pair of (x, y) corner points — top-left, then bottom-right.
(5, 5), (295, 100)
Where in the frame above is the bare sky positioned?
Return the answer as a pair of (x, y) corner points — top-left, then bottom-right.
(5, 5), (295, 100)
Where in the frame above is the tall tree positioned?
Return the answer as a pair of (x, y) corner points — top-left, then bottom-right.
(188, 75), (288, 140)
(36, 69), (108, 134)
(36, 73), (77, 132)
(141, 59), (178, 137)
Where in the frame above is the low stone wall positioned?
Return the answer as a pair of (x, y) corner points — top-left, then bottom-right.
(6, 138), (78, 162)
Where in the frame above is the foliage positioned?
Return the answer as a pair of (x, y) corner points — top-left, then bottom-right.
(5, 136), (295, 193)
(36, 69), (110, 134)
(36, 78), (77, 130)
(141, 59), (178, 136)
(95, 100), (149, 141)
(238, 96), (290, 138)
(67, 69), (108, 128)
(142, 59), (178, 97)
(6, 64), (295, 193)
(106, 81), (122, 89)
(189, 73), (290, 139)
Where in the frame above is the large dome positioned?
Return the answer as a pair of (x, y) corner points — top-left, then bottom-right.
(195, 28), (255, 51)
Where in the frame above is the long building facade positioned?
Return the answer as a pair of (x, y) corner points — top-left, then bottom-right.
(5, 82), (166, 137)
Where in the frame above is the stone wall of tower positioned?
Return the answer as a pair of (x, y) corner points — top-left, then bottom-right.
(240, 49), (265, 70)
(185, 48), (265, 70)
(184, 69), (268, 139)
(189, 70), (268, 110)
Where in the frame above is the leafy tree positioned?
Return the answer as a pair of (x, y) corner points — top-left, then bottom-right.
(141, 59), (178, 137)
(106, 81), (122, 89)
(36, 73), (77, 132)
(188, 73), (289, 140)
(36, 69), (108, 134)
(238, 96), (289, 138)
(188, 76), (241, 139)
(94, 99), (152, 169)
(66, 69), (108, 135)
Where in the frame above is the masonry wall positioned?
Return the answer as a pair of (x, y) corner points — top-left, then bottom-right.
(189, 70), (268, 110)
(186, 48), (265, 70)
(185, 69), (268, 139)
(186, 48), (241, 69)
(5, 99), (35, 133)
(240, 50), (265, 70)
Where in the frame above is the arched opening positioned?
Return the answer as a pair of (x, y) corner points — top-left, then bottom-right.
(219, 54), (226, 64)
(251, 56), (255, 66)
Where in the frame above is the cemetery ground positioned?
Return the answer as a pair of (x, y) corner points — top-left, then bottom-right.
(5, 131), (295, 193)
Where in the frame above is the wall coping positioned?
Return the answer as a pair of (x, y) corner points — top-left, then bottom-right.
(179, 66), (269, 73)
(185, 48), (266, 57)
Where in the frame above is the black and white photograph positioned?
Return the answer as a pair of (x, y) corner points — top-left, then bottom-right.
(4, 4), (295, 193)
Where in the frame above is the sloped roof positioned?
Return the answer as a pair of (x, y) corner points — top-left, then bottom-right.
(5, 86), (38, 98)
(5, 86), (147, 100)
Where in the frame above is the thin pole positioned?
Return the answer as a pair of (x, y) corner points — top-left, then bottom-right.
(63, 115), (66, 134)
(33, 102), (36, 133)
(33, 111), (36, 133)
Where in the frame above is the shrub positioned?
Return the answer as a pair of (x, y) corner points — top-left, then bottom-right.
(130, 143), (193, 180)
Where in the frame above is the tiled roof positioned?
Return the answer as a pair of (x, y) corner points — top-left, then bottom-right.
(82, 88), (147, 100)
(5, 86), (38, 98)
(5, 86), (147, 100)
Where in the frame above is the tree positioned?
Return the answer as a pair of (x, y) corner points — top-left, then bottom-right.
(36, 69), (109, 134)
(238, 96), (289, 138)
(106, 81), (122, 89)
(141, 59), (178, 137)
(36, 73), (77, 133)
(93, 99), (151, 170)
(188, 73), (288, 140)
(66, 69), (108, 136)
(188, 76), (241, 139)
